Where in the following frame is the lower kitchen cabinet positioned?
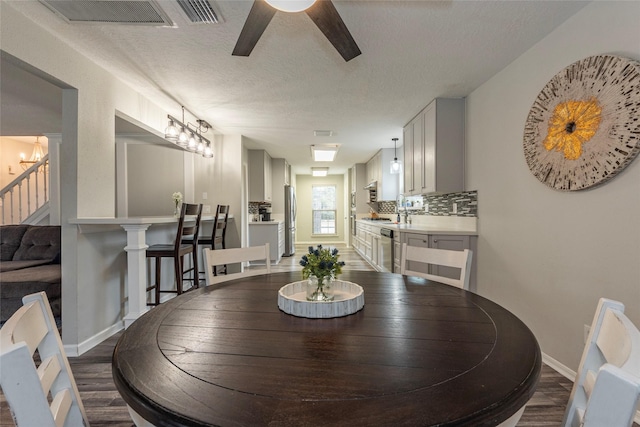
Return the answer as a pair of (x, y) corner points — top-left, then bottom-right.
(393, 232), (401, 273)
(402, 233), (477, 290)
(248, 222), (284, 264)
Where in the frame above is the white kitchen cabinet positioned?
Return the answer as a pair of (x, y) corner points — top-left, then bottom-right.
(366, 151), (380, 185)
(365, 148), (402, 201)
(248, 149), (272, 202)
(248, 222), (283, 264)
(402, 98), (464, 196)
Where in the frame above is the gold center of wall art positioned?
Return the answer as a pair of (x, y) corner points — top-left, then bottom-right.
(523, 55), (640, 191)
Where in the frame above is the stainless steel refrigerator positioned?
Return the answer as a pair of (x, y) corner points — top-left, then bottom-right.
(284, 185), (296, 256)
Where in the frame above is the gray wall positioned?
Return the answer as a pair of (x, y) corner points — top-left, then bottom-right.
(127, 144), (185, 216)
(466, 1), (640, 372)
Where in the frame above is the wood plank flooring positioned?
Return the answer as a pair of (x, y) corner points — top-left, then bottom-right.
(0, 244), (616, 426)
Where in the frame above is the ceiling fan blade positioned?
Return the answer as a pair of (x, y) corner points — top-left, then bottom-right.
(232, 0), (277, 57)
(305, 0), (361, 62)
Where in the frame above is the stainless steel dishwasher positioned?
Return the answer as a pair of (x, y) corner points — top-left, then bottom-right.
(379, 228), (394, 273)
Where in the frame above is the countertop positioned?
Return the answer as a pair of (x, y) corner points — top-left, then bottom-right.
(356, 216), (477, 236)
(249, 220), (283, 226)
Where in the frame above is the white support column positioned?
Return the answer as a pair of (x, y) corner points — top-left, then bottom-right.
(122, 224), (150, 328)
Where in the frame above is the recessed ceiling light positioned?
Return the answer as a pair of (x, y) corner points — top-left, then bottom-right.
(310, 144), (339, 162)
(311, 167), (329, 177)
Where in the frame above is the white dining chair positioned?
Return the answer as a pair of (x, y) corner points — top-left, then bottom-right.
(204, 243), (271, 285)
(0, 291), (89, 427)
(399, 243), (473, 290)
(562, 298), (640, 427)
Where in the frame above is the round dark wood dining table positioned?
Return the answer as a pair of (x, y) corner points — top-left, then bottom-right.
(112, 271), (541, 427)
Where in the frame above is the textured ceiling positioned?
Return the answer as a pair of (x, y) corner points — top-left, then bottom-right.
(1, 0), (588, 174)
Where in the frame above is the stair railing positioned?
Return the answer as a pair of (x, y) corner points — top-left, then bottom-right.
(0, 154), (49, 225)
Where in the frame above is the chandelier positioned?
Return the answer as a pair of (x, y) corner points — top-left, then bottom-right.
(164, 106), (214, 158)
(20, 136), (46, 170)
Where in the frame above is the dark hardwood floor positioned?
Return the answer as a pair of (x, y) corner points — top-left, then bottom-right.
(0, 244), (611, 426)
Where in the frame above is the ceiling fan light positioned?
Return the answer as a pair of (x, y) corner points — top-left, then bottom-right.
(265, 0), (316, 13)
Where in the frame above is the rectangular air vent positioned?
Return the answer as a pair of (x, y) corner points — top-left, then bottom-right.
(38, 0), (174, 26)
(176, 0), (222, 24)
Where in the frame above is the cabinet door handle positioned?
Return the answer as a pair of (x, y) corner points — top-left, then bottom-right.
(423, 240), (428, 244)
(432, 239), (437, 243)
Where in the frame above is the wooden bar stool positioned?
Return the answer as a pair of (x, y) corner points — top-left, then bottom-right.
(197, 204), (229, 277)
(146, 203), (202, 306)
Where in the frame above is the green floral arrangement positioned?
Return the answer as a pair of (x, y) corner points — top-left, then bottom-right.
(299, 245), (345, 282)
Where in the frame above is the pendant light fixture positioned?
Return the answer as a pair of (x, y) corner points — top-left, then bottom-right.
(164, 106), (215, 159)
(390, 137), (402, 174)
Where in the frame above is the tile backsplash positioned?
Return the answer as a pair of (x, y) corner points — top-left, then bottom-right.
(375, 191), (477, 217)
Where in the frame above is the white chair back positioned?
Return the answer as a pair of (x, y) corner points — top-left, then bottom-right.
(0, 291), (89, 427)
(399, 243), (473, 290)
(562, 298), (640, 427)
(204, 243), (271, 285)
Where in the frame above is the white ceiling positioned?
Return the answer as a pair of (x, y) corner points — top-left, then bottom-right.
(1, 0), (588, 174)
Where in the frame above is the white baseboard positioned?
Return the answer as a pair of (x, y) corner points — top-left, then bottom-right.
(542, 352), (576, 381)
(65, 321), (124, 357)
(542, 351), (640, 424)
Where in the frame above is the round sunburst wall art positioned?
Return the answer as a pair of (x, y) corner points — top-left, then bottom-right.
(523, 55), (640, 191)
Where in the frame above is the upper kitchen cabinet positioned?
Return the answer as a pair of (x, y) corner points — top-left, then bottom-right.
(271, 158), (290, 216)
(366, 148), (401, 201)
(350, 163), (369, 213)
(248, 149), (272, 202)
(366, 151), (381, 184)
(403, 98), (465, 195)
(403, 113), (423, 196)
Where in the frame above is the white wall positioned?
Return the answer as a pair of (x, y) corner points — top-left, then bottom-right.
(466, 1), (640, 371)
(0, 3), (245, 352)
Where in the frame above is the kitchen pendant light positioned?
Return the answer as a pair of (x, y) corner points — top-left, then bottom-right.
(390, 137), (402, 174)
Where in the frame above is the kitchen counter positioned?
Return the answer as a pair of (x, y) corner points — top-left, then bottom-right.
(356, 216), (477, 236)
(249, 220), (284, 226)
(354, 216), (478, 290)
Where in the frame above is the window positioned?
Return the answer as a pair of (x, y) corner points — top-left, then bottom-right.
(312, 185), (336, 234)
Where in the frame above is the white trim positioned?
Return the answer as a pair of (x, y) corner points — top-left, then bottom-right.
(542, 352), (640, 424)
(542, 352), (576, 381)
(64, 322), (124, 357)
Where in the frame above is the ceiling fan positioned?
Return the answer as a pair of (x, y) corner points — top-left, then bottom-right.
(232, 0), (361, 62)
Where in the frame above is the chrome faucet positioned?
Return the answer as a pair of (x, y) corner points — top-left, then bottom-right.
(403, 209), (410, 224)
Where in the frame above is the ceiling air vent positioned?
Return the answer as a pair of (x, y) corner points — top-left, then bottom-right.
(38, 0), (174, 26)
(176, 0), (222, 24)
